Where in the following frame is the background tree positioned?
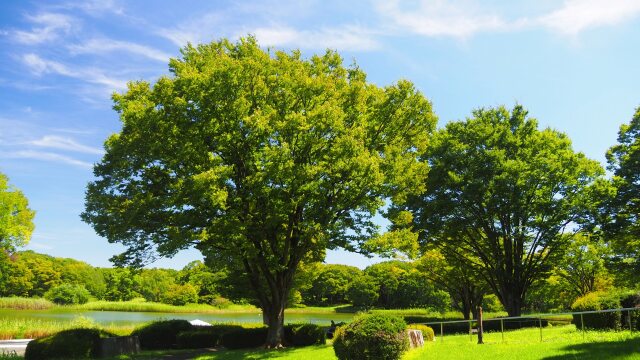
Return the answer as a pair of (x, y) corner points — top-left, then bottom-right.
(416, 250), (487, 319)
(393, 105), (603, 316)
(82, 37), (436, 347)
(605, 106), (640, 282)
(0, 172), (34, 252)
(302, 264), (361, 306)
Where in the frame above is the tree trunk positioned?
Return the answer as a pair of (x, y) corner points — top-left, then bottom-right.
(502, 291), (522, 317)
(264, 301), (286, 348)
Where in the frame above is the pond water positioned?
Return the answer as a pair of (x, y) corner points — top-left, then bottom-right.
(0, 308), (354, 326)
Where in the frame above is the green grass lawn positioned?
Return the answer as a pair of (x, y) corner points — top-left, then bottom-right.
(103, 325), (640, 360)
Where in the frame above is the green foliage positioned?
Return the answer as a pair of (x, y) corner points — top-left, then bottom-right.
(131, 319), (194, 350)
(221, 327), (268, 349)
(394, 104), (603, 316)
(572, 291), (622, 329)
(407, 324), (435, 341)
(347, 275), (378, 308)
(82, 36), (436, 347)
(44, 284), (91, 305)
(332, 314), (409, 360)
(0, 172), (35, 252)
(24, 328), (115, 360)
(0, 296), (53, 310)
(161, 283), (198, 305)
(176, 329), (220, 349)
(284, 323), (326, 346)
(302, 264), (361, 306)
(605, 106), (640, 284)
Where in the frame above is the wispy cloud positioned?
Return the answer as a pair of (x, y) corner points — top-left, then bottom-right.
(69, 38), (172, 62)
(12, 12), (75, 45)
(157, 13), (223, 47)
(0, 150), (93, 168)
(22, 53), (127, 91)
(250, 25), (380, 51)
(375, 0), (508, 39)
(538, 0), (640, 35)
(28, 135), (103, 155)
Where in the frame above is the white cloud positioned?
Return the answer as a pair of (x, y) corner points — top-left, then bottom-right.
(251, 25), (380, 51)
(12, 12), (74, 45)
(157, 13), (223, 47)
(29, 135), (103, 155)
(0, 150), (93, 168)
(375, 0), (508, 39)
(69, 38), (172, 62)
(538, 0), (640, 35)
(22, 53), (127, 91)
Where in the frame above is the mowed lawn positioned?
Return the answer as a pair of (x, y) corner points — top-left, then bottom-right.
(109, 325), (640, 360)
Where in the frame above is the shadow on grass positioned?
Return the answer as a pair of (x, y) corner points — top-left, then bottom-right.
(193, 345), (332, 360)
(542, 336), (640, 360)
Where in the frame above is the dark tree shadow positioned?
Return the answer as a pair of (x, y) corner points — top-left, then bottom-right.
(542, 336), (640, 360)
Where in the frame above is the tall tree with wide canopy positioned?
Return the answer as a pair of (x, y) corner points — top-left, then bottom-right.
(604, 107), (640, 280)
(393, 105), (602, 316)
(82, 37), (436, 347)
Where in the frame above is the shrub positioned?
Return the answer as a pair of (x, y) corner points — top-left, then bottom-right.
(333, 314), (408, 360)
(131, 319), (194, 350)
(176, 330), (219, 349)
(24, 328), (115, 360)
(572, 291), (622, 330)
(284, 323), (326, 346)
(221, 327), (267, 349)
(407, 324), (434, 342)
(161, 284), (198, 306)
(619, 291), (640, 330)
(44, 284), (91, 305)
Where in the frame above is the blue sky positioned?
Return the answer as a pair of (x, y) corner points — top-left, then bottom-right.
(1, 0), (639, 269)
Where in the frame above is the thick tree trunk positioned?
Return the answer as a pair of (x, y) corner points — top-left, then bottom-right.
(264, 301), (286, 348)
(502, 291), (523, 317)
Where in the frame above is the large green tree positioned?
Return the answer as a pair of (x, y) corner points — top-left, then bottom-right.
(82, 37), (435, 347)
(393, 105), (602, 316)
(0, 172), (34, 252)
(605, 107), (640, 280)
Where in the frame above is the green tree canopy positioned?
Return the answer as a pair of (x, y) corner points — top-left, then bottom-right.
(393, 105), (603, 316)
(605, 106), (640, 279)
(82, 37), (436, 346)
(0, 172), (34, 252)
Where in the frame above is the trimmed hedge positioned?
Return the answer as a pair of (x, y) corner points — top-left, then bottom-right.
(24, 328), (115, 360)
(571, 290), (640, 330)
(407, 324), (435, 342)
(221, 327), (268, 349)
(333, 314), (409, 360)
(177, 330), (219, 349)
(132, 320), (194, 350)
(284, 323), (326, 346)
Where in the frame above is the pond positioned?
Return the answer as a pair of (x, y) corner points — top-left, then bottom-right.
(0, 308), (354, 326)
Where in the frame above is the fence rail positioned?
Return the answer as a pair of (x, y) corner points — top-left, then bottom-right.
(415, 307), (640, 343)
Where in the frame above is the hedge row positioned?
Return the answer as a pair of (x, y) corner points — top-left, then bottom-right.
(571, 291), (640, 330)
(333, 314), (408, 360)
(24, 329), (116, 360)
(132, 320), (326, 350)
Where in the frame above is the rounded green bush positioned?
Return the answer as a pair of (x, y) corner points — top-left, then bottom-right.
(221, 327), (268, 349)
(44, 284), (91, 305)
(407, 324), (435, 342)
(176, 329), (219, 349)
(284, 323), (326, 346)
(572, 291), (622, 330)
(333, 314), (409, 360)
(24, 328), (115, 360)
(132, 319), (194, 350)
